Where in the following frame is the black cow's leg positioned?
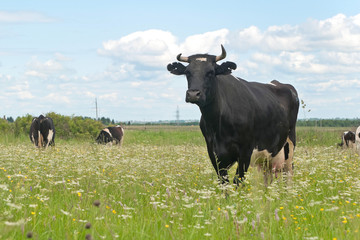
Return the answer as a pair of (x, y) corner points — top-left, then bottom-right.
(207, 149), (229, 184)
(218, 168), (229, 184)
(233, 162), (249, 186)
(233, 152), (251, 186)
(204, 144), (229, 184)
(217, 155), (234, 184)
(200, 119), (231, 184)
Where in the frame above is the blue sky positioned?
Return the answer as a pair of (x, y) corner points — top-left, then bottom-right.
(1, 1), (360, 121)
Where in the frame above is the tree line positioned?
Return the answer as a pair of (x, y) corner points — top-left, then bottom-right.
(1, 113), (360, 140)
(297, 118), (360, 127)
(0, 112), (108, 140)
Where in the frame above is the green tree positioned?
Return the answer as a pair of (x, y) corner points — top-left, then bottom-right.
(6, 117), (14, 123)
(14, 114), (34, 137)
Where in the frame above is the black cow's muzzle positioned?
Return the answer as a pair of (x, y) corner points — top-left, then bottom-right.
(186, 90), (201, 103)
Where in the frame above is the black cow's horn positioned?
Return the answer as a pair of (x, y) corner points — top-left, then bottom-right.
(177, 53), (189, 63)
(215, 45), (226, 62)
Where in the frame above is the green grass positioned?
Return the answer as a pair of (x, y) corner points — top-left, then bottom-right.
(124, 125), (204, 146)
(0, 126), (359, 239)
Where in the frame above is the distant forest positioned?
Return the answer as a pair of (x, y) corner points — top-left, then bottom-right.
(1, 113), (359, 140)
(296, 118), (360, 127)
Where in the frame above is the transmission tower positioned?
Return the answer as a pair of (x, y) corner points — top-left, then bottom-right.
(176, 105), (180, 125)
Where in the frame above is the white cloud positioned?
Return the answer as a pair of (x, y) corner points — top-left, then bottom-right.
(98, 29), (179, 68)
(311, 79), (360, 92)
(102, 63), (136, 81)
(99, 93), (118, 101)
(131, 81), (142, 87)
(180, 29), (229, 54)
(26, 54), (76, 80)
(304, 14), (360, 51)
(3, 13), (360, 120)
(132, 97), (144, 101)
(29, 58), (64, 72)
(18, 91), (34, 100)
(98, 14), (360, 80)
(230, 14), (360, 79)
(0, 74), (14, 83)
(44, 93), (71, 104)
(25, 70), (47, 78)
(0, 11), (54, 23)
(54, 53), (72, 62)
(6, 81), (34, 100)
(85, 91), (96, 98)
(275, 51), (327, 74)
(232, 25), (303, 52)
(93, 14), (360, 119)
(98, 29), (230, 68)
(231, 13), (360, 54)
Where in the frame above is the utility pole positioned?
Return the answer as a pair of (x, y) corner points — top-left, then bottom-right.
(95, 98), (98, 120)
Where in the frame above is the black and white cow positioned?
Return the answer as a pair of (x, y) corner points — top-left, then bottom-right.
(29, 115), (55, 148)
(96, 125), (124, 146)
(167, 45), (299, 185)
(338, 131), (356, 148)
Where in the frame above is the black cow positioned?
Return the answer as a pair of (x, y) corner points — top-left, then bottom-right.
(29, 115), (55, 148)
(338, 131), (356, 148)
(96, 125), (124, 146)
(167, 45), (299, 185)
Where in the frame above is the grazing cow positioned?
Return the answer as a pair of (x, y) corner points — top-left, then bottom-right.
(356, 126), (360, 153)
(167, 45), (299, 185)
(29, 115), (55, 148)
(96, 125), (124, 146)
(338, 131), (356, 148)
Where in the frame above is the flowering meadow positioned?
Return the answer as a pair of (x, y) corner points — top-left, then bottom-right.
(0, 126), (359, 239)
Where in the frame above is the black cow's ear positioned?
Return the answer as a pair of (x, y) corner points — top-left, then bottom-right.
(215, 61), (237, 75)
(167, 62), (186, 75)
